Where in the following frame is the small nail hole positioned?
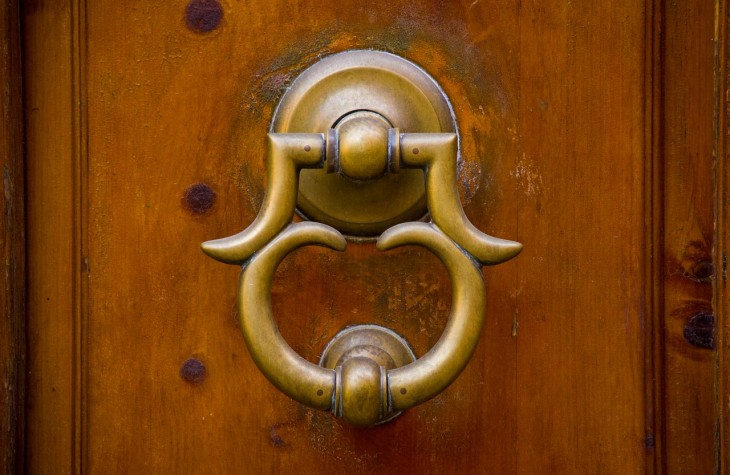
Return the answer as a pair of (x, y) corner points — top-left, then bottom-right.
(317, 389), (324, 396)
(412, 148), (419, 155)
(400, 388), (407, 395)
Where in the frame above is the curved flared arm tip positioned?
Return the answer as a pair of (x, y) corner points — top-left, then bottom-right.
(291, 222), (348, 252)
(481, 237), (523, 265)
(201, 222), (347, 264)
(375, 222), (432, 251)
(200, 238), (248, 265)
(377, 222), (523, 266)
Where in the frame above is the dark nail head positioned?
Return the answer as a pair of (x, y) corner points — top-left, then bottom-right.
(180, 358), (207, 384)
(184, 182), (216, 214)
(185, 0), (223, 33)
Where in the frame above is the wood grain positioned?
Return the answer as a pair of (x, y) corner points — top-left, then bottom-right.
(716, 0), (730, 472)
(0, 1), (25, 473)
(20, 0), (724, 473)
(23, 0), (86, 472)
(659, 1), (718, 473)
(83, 1), (646, 472)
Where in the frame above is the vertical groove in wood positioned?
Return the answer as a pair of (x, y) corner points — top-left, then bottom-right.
(23, 0), (86, 472)
(71, 0), (88, 471)
(715, 0), (729, 471)
(0, 1), (25, 473)
(644, 0), (664, 472)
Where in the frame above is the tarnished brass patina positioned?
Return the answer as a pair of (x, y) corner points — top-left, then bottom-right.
(201, 50), (522, 426)
(270, 50), (456, 237)
(335, 111), (391, 180)
(236, 222), (487, 427)
(201, 129), (522, 265)
(399, 133), (523, 264)
(201, 133), (325, 264)
(320, 324), (416, 425)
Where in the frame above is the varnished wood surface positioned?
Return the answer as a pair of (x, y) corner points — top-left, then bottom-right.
(0, 1), (25, 473)
(20, 0), (724, 473)
(24, 1), (86, 473)
(717, 1), (730, 472)
(659, 1), (718, 473)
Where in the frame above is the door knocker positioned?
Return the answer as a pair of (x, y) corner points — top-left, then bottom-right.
(202, 50), (521, 426)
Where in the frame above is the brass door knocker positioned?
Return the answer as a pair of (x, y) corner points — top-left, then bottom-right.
(202, 50), (521, 427)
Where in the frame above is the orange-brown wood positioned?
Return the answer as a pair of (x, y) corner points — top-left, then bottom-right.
(1, 1), (25, 473)
(646, 3), (664, 472)
(659, 1), (718, 473)
(24, 1), (86, 472)
(717, 0), (730, 471)
(19, 0), (725, 473)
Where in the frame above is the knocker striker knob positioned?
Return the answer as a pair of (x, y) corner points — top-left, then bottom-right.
(331, 110), (392, 180)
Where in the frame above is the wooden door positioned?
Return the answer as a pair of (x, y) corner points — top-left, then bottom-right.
(4, 0), (729, 473)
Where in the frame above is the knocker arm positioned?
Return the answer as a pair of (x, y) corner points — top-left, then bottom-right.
(377, 223), (487, 412)
(400, 133), (523, 266)
(201, 133), (325, 264)
(239, 222), (346, 409)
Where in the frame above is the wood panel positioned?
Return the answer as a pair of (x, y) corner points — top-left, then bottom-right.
(84, 1), (647, 472)
(659, 1), (718, 473)
(24, 0), (86, 473)
(18, 0), (724, 473)
(1, 1), (25, 473)
(512, 2), (647, 472)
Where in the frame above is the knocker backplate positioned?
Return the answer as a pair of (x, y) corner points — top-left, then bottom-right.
(270, 50), (458, 237)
